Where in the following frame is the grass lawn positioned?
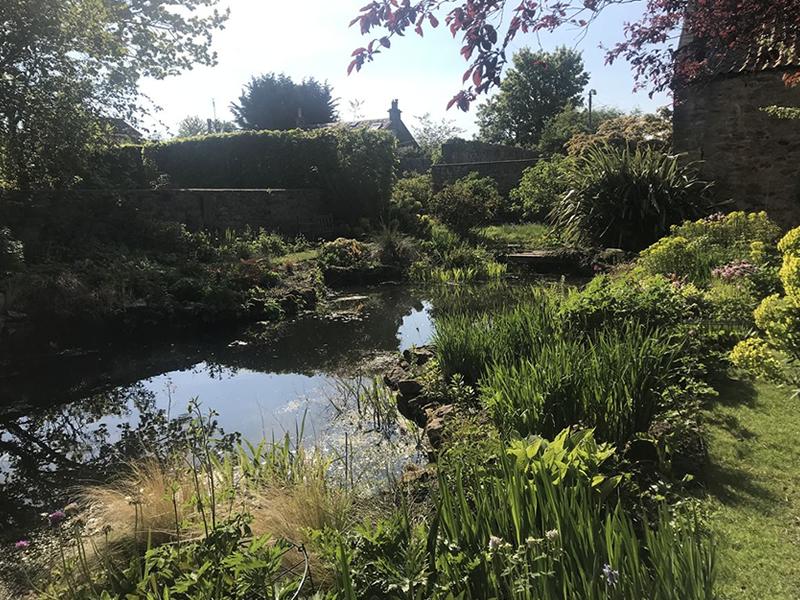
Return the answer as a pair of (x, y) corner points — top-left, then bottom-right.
(274, 248), (319, 265)
(703, 380), (800, 599)
(473, 223), (552, 249)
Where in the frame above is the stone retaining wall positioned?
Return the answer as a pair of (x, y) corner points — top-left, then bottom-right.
(0, 188), (328, 235)
(431, 158), (539, 197)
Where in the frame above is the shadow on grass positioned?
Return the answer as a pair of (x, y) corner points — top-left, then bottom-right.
(708, 375), (759, 409)
(700, 377), (778, 510)
(701, 457), (779, 511)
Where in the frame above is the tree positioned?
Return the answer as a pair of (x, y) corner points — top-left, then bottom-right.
(537, 103), (623, 155)
(231, 73), (338, 131)
(0, 0), (228, 189)
(176, 115), (237, 138)
(347, 0), (800, 109)
(412, 113), (464, 159)
(476, 47), (589, 147)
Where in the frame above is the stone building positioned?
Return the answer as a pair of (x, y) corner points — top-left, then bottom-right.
(673, 30), (800, 228)
(319, 100), (418, 148)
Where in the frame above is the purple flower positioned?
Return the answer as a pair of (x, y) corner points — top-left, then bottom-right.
(48, 510), (66, 526)
(14, 540), (30, 550)
(704, 212), (726, 223)
(712, 260), (756, 281)
(602, 563), (619, 587)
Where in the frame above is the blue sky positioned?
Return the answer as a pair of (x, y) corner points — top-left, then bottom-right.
(140, 0), (671, 138)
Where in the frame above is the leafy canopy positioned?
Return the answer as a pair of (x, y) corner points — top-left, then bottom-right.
(176, 116), (237, 138)
(0, 0), (228, 189)
(412, 113), (464, 160)
(476, 47), (589, 147)
(230, 73), (338, 131)
(347, 0), (800, 109)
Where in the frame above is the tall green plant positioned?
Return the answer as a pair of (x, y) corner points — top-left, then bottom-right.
(550, 145), (710, 250)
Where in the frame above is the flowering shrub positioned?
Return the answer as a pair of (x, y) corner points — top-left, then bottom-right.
(638, 211), (781, 288)
(712, 260), (756, 281)
(731, 226), (800, 386)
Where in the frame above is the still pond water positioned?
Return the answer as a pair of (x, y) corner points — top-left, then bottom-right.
(0, 285), (438, 527)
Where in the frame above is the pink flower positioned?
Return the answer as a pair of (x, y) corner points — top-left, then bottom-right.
(15, 540), (30, 550)
(48, 510), (66, 526)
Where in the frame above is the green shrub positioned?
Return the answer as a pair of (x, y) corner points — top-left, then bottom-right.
(509, 155), (574, 222)
(388, 173), (432, 233)
(566, 111), (672, 156)
(429, 173), (501, 234)
(560, 274), (701, 333)
(638, 211), (781, 286)
(551, 145), (710, 250)
(319, 237), (373, 270)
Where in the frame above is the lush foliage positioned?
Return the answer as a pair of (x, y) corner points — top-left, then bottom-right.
(476, 47), (589, 147)
(230, 72), (337, 131)
(550, 145), (710, 250)
(388, 173), (432, 233)
(637, 211), (781, 288)
(319, 238), (373, 270)
(140, 128), (397, 222)
(330, 430), (715, 599)
(566, 111), (672, 156)
(0, 0), (227, 189)
(731, 225), (800, 387)
(537, 103), (624, 155)
(410, 219), (506, 282)
(509, 155), (575, 222)
(429, 172), (501, 234)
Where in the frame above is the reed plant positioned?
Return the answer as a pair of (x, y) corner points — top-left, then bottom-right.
(481, 324), (680, 444)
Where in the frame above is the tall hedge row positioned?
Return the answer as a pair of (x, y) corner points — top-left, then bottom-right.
(88, 128), (398, 223)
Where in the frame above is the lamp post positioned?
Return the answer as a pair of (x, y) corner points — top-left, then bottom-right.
(588, 89), (597, 129)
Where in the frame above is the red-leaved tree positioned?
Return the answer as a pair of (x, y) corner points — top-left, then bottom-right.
(348, 0), (800, 110)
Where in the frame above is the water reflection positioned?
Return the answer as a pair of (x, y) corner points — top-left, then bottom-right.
(0, 285), (435, 530)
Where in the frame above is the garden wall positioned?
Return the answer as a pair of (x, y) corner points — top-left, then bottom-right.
(432, 139), (539, 196)
(674, 70), (800, 228)
(431, 159), (539, 197)
(83, 127), (397, 224)
(0, 188), (327, 236)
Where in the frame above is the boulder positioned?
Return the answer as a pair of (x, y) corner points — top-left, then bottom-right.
(424, 404), (456, 449)
(402, 346), (435, 366)
(397, 378), (423, 399)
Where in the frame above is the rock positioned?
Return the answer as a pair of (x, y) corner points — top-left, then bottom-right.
(397, 392), (435, 427)
(624, 439), (659, 464)
(397, 378), (423, 399)
(383, 363), (408, 389)
(424, 404), (456, 449)
(403, 346), (435, 366)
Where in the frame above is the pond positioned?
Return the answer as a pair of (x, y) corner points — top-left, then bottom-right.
(0, 285), (439, 530)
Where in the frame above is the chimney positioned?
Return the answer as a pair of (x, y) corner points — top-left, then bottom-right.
(388, 99), (401, 125)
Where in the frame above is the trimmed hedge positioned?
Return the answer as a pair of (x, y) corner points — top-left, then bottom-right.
(86, 128), (397, 224)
